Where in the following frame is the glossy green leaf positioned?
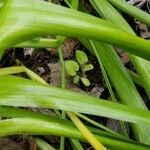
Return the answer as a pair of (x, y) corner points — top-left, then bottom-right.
(90, 0), (150, 144)
(0, 118), (150, 150)
(0, 75), (150, 126)
(0, 106), (150, 150)
(92, 0), (150, 99)
(0, 0), (150, 60)
(107, 0), (150, 26)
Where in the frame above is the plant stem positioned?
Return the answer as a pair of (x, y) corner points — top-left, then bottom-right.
(58, 46), (66, 89)
(76, 113), (123, 138)
(67, 112), (106, 150)
(58, 38), (105, 149)
(58, 43), (66, 150)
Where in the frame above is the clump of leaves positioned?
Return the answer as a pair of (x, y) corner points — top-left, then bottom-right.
(65, 50), (93, 87)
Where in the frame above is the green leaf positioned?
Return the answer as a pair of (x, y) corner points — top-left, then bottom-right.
(0, 106), (150, 150)
(76, 50), (88, 65)
(73, 75), (80, 84)
(1, 0), (150, 60)
(65, 60), (79, 76)
(107, 0), (150, 26)
(81, 77), (90, 87)
(0, 119), (149, 150)
(15, 38), (59, 48)
(83, 64), (94, 72)
(90, 0), (150, 144)
(36, 138), (56, 150)
(0, 75), (150, 126)
(65, 0), (79, 10)
(70, 139), (84, 150)
(91, 0), (150, 99)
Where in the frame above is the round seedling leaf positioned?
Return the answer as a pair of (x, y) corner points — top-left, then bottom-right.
(83, 64), (94, 72)
(81, 77), (90, 87)
(73, 75), (80, 84)
(76, 50), (88, 65)
(65, 60), (79, 76)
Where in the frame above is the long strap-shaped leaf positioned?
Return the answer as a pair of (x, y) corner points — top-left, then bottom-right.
(0, 103), (145, 149)
(0, 106), (150, 150)
(0, 0), (150, 60)
(0, 118), (149, 150)
(105, 0), (150, 99)
(0, 75), (150, 126)
(90, 0), (150, 144)
(107, 0), (150, 26)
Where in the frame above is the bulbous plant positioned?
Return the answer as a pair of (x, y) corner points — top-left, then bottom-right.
(65, 50), (93, 87)
(0, 0), (150, 149)
(0, 0), (150, 60)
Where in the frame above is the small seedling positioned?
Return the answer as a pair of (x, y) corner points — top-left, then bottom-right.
(65, 60), (79, 76)
(65, 50), (93, 87)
